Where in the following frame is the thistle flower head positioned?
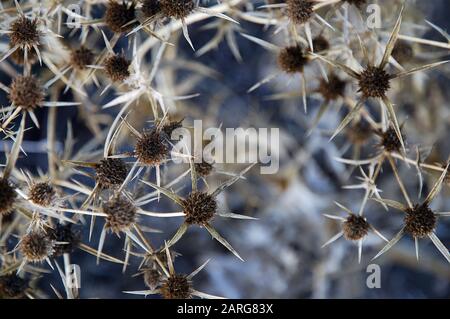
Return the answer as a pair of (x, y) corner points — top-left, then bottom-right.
(70, 46), (95, 70)
(358, 66), (391, 98)
(95, 158), (128, 189)
(49, 224), (81, 257)
(143, 268), (161, 290)
(9, 16), (40, 48)
(286, 0), (314, 25)
(312, 35), (330, 52)
(141, 0), (162, 18)
(160, 0), (195, 20)
(342, 214), (370, 241)
(8, 75), (45, 110)
(105, 1), (137, 33)
(277, 45), (309, 74)
(380, 127), (402, 152)
(135, 129), (169, 165)
(103, 195), (137, 233)
(182, 192), (217, 225)
(104, 54), (131, 82)
(0, 274), (28, 299)
(161, 119), (184, 138)
(404, 203), (436, 238)
(29, 182), (55, 207)
(160, 274), (192, 299)
(0, 178), (16, 216)
(195, 162), (214, 177)
(19, 231), (55, 263)
(317, 74), (346, 101)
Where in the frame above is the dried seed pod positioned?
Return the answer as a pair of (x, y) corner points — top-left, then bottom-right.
(104, 54), (131, 82)
(342, 214), (370, 241)
(8, 75), (45, 110)
(103, 195), (137, 233)
(20, 231), (55, 262)
(95, 158), (128, 189)
(9, 16), (40, 48)
(49, 224), (81, 257)
(182, 192), (217, 225)
(286, 0), (314, 25)
(143, 268), (161, 290)
(105, 1), (137, 33)
(358, 66), (391, 98)
(317, 74), (346, 101)
(135, 129), (170, 165)
(277, 45), (309, 74)
(70, 46), (95, 70)
(195, 162), (214, 177)
(312, 35), (330, 52)
(141, 0), (162, 17)
(380, 127), (402, 153)
(160, 274), (192, 299)
(160, 0), (195, 19)
(29, 182), (55, 207)
(404, 204), (436, 238)
(0, 178), (16, 216)
(0, 274), (28, 299)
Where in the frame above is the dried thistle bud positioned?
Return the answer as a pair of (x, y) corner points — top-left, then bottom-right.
(343, 0), (367, 8)
(160, 274), (192, 299)
(160, 0), (195, 19)
(9, 16), (40, 48)
(161, 119), (183, 138)
(317, 74), (346, 101)
(70, 46), (95, 70)
(277, 45), (309, 74)
(95, 158), (128, 189)
(392, 41), (414, 64)
(286, 0), (314, 25)
(10, 46), (38, 65)
(143, 268), (161, 290)
(380, 127), (402, 152)
(0, 178), (16, 216)
(105, 1), (137, 33)
(20, 231), (55, 262)
(343, 214), (370, 241)
(0, 274), (28, 299)
(358, 66), (391, 98)
(195, 162), (214, 177)
(103, 195), (137, 233)
(346, 121), (372, 145)
(49, 224), (81, 257)
(141, 0), (162, 17)
(104, 54), (131, 82)
(182, 192), (217, 225)
(29, 182), (55, 207)
(135, 129), (169, 165)
(8, 75), (45, 110)
(404, 204), (436, 238)
(312, 35), (330, 52)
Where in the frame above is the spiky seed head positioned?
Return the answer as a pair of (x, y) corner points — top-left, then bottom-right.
(195, 162), (214, 177)
(343, 0), (367, 7)
(70, 46), (95, 70)
(312, 35), (330, 52)
(317, 74), (346, 101)
(9, 16), (40, 48)
(286, 0), (314, 25)
(0, 178), (16, 217)
(404, 203), (436, 238)
(380, 127), (402, 152)
(358, 66), (391, 98)
(135, 129), (169, 165)
(19, 231), (55, 262)
(0, 274), (28, 299)
(103, 195), (137, 233)
(160, 274), (192, 299)
(182, 192), (217, 225)
(10, 46), (38, 65)
(392, 41), (414, 64)
(29, 182), (55, 207)
(105, 1), (137, 33)
(104, 54), (131, 82)
(346, 121), (372, 145)
(95, 158), (128, 189)
(161, 119), (183, 138)
(343, 214), (370, 241)
(278, 45), (309, 74)
(8, 75), (45, 110)
(143, 268), (161, 290)
(49, 224), (81, 257)
(141, 0), (162, 17)
(160, 0), (195, 19)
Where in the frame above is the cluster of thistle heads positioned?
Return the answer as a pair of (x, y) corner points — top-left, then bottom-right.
(0, 0), (449, 299)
